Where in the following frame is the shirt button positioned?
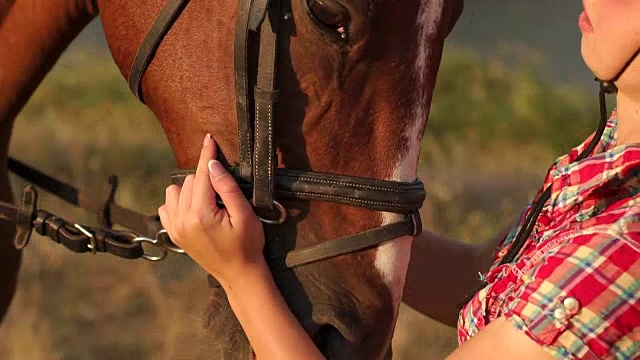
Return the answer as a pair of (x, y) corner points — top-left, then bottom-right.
(553, 307), (567, 320)
(563, 297), (580, 313)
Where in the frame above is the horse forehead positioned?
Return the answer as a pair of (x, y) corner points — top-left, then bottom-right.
(373, 0), (447, 21)
(371, 0), (446, 308)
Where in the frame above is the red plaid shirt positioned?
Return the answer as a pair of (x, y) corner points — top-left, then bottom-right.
(458, 112), (640, 359)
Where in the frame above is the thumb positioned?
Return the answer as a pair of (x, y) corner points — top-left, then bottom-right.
(208, 160), (254, 219)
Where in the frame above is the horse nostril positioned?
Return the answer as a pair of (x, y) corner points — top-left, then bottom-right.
(313, 324), (348, 359)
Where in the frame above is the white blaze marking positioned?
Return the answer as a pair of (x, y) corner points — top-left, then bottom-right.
(374, 0), (443, 306)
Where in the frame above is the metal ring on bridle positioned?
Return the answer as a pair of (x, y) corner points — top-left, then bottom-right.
(132, 236), (168, 261)
(257, 200), (287, 225)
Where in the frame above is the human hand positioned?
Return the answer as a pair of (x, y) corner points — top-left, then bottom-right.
(158, 134), (266, 290)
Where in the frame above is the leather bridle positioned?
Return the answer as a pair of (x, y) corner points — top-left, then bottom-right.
(3, 0), (426, 277)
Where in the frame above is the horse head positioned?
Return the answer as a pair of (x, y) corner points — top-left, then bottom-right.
(99, 0), (462, 357)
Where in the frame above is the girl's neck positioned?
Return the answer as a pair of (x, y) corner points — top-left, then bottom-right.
(615, 90), (640, 146)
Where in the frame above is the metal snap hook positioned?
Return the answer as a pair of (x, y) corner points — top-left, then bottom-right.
(155, 229), (185, 254)
(257, 200), (287, 225)
(132, 236), (168, 261)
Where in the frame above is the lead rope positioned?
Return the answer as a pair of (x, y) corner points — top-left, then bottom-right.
(457, 47), (640, 310)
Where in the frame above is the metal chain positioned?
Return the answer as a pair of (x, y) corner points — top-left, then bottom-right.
(10, 185), (184, 262)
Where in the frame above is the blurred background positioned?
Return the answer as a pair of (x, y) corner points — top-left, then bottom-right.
(0, 1), (609, 359)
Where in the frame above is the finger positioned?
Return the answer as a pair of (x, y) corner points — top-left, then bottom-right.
(158, 205), (172, 232)
(178, 174), (195, 214)
(165, 184), (181, 216)
(208, 159), (254, 220)
(192, 134), (218, 210)
(159, 205), (181, 248)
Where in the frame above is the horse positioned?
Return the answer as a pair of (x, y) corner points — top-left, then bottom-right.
(0, 0), (463, 358)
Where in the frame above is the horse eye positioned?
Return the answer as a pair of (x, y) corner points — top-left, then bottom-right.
(306, 0), (349, 40)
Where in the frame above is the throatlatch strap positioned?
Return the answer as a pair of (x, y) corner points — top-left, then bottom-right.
(128, 0), (189, 102)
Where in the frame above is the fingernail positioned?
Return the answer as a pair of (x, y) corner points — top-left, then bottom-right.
(203, 133), (212, 147)
(208, 160), (225, 177)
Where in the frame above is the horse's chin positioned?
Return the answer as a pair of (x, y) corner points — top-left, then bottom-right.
(204, 273), (394, 360)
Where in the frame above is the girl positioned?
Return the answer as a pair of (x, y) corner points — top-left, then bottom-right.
(158, 1), (640, 358)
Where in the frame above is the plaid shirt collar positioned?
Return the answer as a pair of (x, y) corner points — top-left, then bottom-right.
(542, 111), (640, 220)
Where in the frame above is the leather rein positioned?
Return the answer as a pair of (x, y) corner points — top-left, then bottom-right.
(3, 0), (426, 278)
